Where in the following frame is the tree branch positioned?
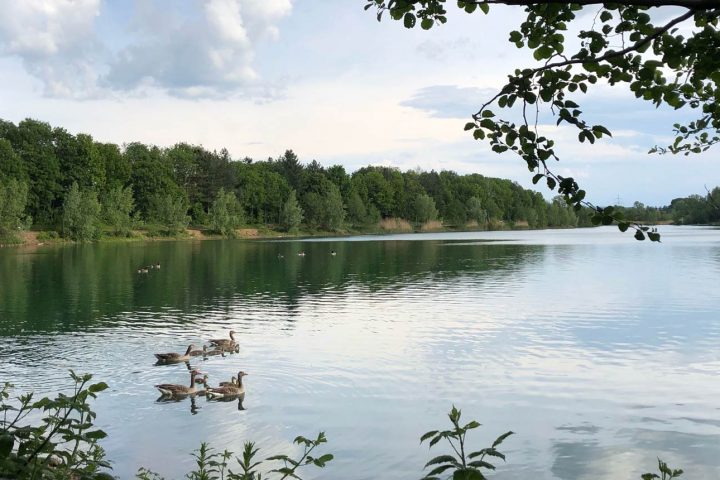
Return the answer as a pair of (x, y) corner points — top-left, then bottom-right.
(471, 0), (720, 9)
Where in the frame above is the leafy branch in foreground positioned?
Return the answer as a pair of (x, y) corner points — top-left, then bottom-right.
(366, 0), (720, 242)
(420, 406), (513, 480)
(0, 371), (111, 479)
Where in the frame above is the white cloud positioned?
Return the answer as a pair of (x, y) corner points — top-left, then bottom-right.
(0, 0), (292, 98)
(0, 0), (101, 97)
(102, 0), (292, 98)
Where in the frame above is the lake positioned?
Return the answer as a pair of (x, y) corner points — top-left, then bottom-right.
(1, 226), (719, 479)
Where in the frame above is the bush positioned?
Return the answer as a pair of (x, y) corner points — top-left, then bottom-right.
(62, 182), (101, 241)
(0, 178), (29, 237)
(0, 372), (111, 479)
(280, 190), (303, 233)
(209, 188), (245, 237)
(146, 194), (190, 235)
(102, 186), (135, 237)
(379, 217), (412, 232)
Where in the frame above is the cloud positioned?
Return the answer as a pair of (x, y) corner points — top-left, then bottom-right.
(400, 85), (496, 119)
(102, 0), (292, 98)
(0, 0), (292, 99)
(0, 0), (102, 97)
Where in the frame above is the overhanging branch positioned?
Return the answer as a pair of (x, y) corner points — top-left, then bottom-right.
(470, 0), (720, 9)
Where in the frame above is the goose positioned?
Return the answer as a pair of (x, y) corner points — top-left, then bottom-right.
(189, 346), (205, 357)
(155, 345), (194, 363)
(219, 376), (237, 387)
(277, 253), (284, 259)
(206, 371), (248, 399)
(202, 345), (226, 356)
(209, 331), (237, 350)
(155, 262), (161, 269)
(155, 369), (204, 397)
(297, 251), (306, 257)
(330, 250), (337, 256)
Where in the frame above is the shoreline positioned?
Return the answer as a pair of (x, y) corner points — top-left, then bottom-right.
(0, 223), (528, 249)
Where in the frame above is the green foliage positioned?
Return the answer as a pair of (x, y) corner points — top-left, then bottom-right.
(322, 184), (346, 231)
(0, 380), (687, 480)
(413, 193), (439, 224)
(280, 190), (303, 233)
(63, 182), (101, 241)
(137, 433), (332, 480)
(146, 193), (190, 235)
(466, 197), (487, 226)
(2, 117), (718, 240)
(642, 459), (684, 480)
(0, 178), (29, 236)
(0, 371), (110, 479)
(420, 406), (513, 480)
(346, 190), (370, 226)
(209, 188), (245, 237)
(365, 1), (720, 242)
(102, 185), (135, 237)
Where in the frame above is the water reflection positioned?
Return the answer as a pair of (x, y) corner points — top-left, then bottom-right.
(0, 227), (718, 479)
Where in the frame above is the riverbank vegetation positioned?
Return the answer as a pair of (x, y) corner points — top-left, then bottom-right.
(1, 118), (717, 246)
(0, 373), (682, 479)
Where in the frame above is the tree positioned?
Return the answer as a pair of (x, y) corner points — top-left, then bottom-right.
(209, 188), (245, 236)
(366, 1), (719, 242)
(280, 190), (303, 232)
(0, 178), (29, 237)
(323, 184), (346, 231)
(62, 182), (101, 241)
(146, 193), (190, 235)
(347, 190), (370, 226)
(467, 196), (487, 225)
(413, 193), (439, 224)
(102, 186), (135, 236)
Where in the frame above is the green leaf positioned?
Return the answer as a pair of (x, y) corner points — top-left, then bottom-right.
(532, 174), (544, 185)
(425, 455), (460, 468)
(546, 178), (556, 190)
(403, 12), (416, 28)
(0, 433), (13, 459)
(453, 469), (487, 480)
(634, 230), (646, 241)
(473, 129), (486, 140)
(421, 18), (434, 30)
(468, 460), (495, 469)
(426, 464), (456, 476)
(421, 430), (439, 443)
(89, 382), (109, 393)
(492, 431), (514, 448)
(85, 429), (108, 440)
(618, 222), (630, 232)
(464, 122), (476, 131)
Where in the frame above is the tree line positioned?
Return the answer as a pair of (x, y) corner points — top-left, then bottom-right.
(0, 118), (715, 242)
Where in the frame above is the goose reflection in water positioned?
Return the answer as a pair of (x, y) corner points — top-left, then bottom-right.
(155, 394), (202, 415)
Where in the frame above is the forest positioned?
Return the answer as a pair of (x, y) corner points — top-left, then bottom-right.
(0, 118), (717, 242)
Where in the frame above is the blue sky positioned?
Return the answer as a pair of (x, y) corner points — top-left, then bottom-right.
(0, 0), (717, 206)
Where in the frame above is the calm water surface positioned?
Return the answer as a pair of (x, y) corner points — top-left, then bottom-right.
(1, 226), (719, 479)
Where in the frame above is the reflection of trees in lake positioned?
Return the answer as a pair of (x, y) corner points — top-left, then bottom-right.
(0, 240), (542, 334)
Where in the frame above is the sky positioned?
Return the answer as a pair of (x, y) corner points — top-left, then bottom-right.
(0, 0), (717, 206)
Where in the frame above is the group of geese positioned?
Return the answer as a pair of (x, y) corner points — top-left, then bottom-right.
(277, 250), (336, 259)
(154, 330), (248, 400)
(137, 262), (161, 274)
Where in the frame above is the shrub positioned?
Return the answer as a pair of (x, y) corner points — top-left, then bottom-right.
(62, 182), (101, 241)
(209, 188), (245, 237)
(146, 194), (190, 235)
